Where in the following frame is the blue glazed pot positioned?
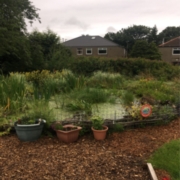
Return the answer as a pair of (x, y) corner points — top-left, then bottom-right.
(14, 119), (46, 141)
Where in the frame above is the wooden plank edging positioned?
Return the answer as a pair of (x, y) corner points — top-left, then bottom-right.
(147, 163), (158, 180)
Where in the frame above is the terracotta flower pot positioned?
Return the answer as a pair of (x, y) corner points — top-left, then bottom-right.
(91, 125), (108, 140)
(55, 124), (82, 143)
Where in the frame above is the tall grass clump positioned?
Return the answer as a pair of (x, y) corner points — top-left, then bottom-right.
(87, 71), (124, 89)
(121, 91), (135, 106)
(45, 69), (86, 93)
(0, 73), (27, 114)
(61, 69), (87, 92)
(33, 77), (60, 101)
(69, 88), (110, 104)
(27, 99), (55, 134)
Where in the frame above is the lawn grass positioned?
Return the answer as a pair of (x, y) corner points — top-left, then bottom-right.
(148, 139), (180, 180)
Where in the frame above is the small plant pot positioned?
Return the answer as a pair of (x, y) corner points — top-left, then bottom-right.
(55, 124), (82, 143)
(14, 120), (46, 141)
(91, 125), (108, 140)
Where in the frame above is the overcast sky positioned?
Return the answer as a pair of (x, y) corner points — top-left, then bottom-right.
(28, 0), (180, 41)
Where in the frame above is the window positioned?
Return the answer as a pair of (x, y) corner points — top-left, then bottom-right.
(86, 48), (92, 55)
(77, 48), (83, 55)
(172, 48), (180, 55)
(98, 48), (107, 55)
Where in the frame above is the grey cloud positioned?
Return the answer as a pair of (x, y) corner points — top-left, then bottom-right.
(65, 17), (89, 30)
(106, 26), (117, 33)
(29, 0), (180, 40)
(50, 18), (59, 23)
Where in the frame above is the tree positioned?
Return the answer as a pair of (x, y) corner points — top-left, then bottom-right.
(157, 26), (180, 45)
(0, 0), (40, 72)
(28, 29), (72, 71)
(130, 40), (161, 60)
(104, 25), (151, 54)
(148, 25), (158, 44)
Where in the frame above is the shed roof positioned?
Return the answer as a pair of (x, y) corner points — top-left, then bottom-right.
(159, 36), (180, 47)
(63, 35), (120, 47)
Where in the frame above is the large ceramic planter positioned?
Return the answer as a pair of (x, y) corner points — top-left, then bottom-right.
(91, 125), (108, 140)
(55, 124), (82, 143)
(14, 119), (46, 141)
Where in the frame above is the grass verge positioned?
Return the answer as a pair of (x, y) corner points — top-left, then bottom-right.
(148, 139), (180, 180)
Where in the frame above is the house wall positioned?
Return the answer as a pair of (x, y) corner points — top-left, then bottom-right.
(159, 47), (180, 64)
(68, 46), (125, 58)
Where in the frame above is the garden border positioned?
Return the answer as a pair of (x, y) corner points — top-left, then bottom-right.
(56, 114), (178, 130)
(147, 163), (158, 180)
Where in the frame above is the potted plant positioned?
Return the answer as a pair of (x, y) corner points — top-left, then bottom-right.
(53, 123), (82, 143)
(14, 116), (46, 141)
(91, 116), (108, 140)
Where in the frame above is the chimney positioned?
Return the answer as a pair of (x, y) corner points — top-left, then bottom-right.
(162, 38), (164, 44)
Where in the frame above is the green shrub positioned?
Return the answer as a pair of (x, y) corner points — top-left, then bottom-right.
(0, 117), (12, 136)
(68, 57), (180, 80)
(78, 122), (91, 136)
(25, 70), (51, 87)
(69, 57), (101, 76)
(129, 80), (177, 103)
(153, 105), (177, 121)
(111, 123), (124, 132)
(65, 100), (92, 115)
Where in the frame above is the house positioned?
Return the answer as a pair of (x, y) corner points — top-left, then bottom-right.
(159, 36), (180, 65)
(62, 35), (125, 58)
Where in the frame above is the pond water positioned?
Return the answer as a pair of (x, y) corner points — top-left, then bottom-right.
(49, 101), (126, 121)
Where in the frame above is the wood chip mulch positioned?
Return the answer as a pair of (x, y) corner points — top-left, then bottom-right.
(0, 118), (179, 180)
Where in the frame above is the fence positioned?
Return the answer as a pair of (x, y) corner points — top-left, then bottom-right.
(55, 104), (179, 130)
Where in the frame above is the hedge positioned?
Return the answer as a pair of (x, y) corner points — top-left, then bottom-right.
(68, 57), (179, 80)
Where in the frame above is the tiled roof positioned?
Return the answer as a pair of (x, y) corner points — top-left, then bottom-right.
(63, 35), (120, 47)
(159, 36), (180, 47)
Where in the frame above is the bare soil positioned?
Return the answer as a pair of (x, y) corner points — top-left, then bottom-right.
(0, 118), (179, 180)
